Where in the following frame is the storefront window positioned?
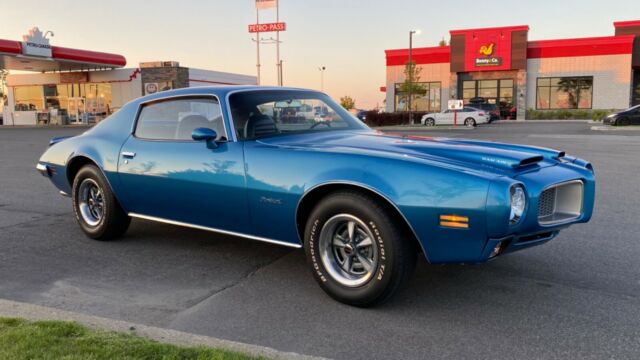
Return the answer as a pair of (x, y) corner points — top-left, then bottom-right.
(536, 77), (593, 109)
(14, 83), (113, 122)
(394, 82), (441, 112)
(14, 86), (44, 111)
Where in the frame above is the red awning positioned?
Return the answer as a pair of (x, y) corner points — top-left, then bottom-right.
(0, 38), (126, 72)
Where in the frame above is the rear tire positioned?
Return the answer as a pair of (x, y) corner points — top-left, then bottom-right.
(464, 118), (476, 127)
(304, 190), (417, 307)
(72, 165), (130, 240)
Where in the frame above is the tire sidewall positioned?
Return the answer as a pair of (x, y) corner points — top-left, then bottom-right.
(72, 165), (112, 238)
(465, 117), (476, 127)
(304, 194), (398, 304)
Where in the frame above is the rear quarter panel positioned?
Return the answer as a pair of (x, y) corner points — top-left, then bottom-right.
(38, 103), (138, 201)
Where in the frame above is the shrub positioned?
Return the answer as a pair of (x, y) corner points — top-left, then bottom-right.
(362, 111), (427, 126)
(591, 110), (609, 121)
(572, 110), (589, 119)
(556, 110), (573, 119)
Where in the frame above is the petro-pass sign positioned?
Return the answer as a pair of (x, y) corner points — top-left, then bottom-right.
(21, 27), (52, 58)
(248, 22), (286, 33)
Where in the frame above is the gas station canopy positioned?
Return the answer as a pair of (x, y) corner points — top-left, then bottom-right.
(0, 27), (126, 72)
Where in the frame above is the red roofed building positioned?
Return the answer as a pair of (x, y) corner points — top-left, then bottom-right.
(1, 27), (256, 126)
(384, 21), (640, 119)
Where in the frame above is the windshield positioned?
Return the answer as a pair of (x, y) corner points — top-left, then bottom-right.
(229, 90), (369, 140)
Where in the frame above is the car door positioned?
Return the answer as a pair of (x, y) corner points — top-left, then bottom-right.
(438, 110), (453, 125)
(117, 96), (250, 233)
(632, 107), (640, 125)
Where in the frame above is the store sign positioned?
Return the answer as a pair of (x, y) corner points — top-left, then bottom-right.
(448, 100), (464, 110)
(256, 0), (277, 9)
(144, 82), (173, 95)
(463, 29), (513, 71)
(60, 72), (88, 84)
(21, 27), (52, 58)
(474, 42), (503, 67)
(248, 22), (286, 33)
(145, 83), (159, 95)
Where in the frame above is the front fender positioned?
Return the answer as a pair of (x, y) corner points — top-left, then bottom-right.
(244, 142), (493, 262)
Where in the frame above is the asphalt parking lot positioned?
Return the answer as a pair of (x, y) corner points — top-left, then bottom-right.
(1, 123), (640, 360)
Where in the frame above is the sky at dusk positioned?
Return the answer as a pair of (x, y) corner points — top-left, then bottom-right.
(2, 0), (640, 108)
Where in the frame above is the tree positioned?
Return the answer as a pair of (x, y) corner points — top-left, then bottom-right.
(556, 78), (581, 109)
(340, 96), (355, 110)
(438, 37), (447, 47)
(0, 69), (8, 107)
(397, 61), (426, 112)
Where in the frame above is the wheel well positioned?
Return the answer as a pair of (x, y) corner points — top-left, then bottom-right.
(296, 183), (425, 256)
(66, 156), (97, 186)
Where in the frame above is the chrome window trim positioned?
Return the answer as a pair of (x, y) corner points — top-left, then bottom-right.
(538, 179), (584, 226)
(128, 212), (302, 249)
(131, 94), (229, 142)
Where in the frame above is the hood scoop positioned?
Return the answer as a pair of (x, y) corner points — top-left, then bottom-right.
(517, 155), (544, 168)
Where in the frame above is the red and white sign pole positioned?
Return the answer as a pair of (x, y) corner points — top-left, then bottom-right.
(251, 0), (285, 86)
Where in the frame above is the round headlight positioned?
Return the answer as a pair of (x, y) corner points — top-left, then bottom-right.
(510, 185), (526, 224)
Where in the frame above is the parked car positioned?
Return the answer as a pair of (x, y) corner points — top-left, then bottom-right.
(468, 102), (500, 122)
(36, 86), (595, 307)
(421, 107), (489, 127)
(356, 110), (367, 121)
(604, 105), (640, 126)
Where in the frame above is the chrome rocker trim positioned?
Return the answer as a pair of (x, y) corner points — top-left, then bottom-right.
(128, 212), (303, 249)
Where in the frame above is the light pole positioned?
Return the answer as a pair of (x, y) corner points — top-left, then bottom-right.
(318, 66), (326, 91)
(408, 29), (420, 124)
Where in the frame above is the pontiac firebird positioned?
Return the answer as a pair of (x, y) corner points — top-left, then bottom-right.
(36, 86), (595, 306)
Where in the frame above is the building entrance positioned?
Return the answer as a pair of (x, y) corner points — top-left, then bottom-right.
(462, 79), (515, 118)
(633, 70), (640, 106)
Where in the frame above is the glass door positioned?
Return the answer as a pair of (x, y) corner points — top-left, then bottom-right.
(67, 98), (86, 124)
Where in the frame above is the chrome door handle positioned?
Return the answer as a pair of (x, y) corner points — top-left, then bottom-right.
(121, 152), (136, 158)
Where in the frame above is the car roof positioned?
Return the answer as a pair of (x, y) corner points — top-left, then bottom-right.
(131, 85), (323, 106)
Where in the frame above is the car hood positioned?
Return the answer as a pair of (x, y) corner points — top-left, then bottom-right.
(257, 130), (563, 175)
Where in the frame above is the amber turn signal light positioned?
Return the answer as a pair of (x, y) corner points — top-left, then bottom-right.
(440, 215), (469, 229)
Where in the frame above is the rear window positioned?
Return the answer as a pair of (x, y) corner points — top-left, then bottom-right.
(135, 97), (225, 141)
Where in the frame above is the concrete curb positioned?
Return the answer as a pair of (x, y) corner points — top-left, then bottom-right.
(591, 125), (640, 132)
(0, 125), (92, 129)
(373, 125), (474, 131)
(492, 119), (591, 124)
(0, 298), (329, 360)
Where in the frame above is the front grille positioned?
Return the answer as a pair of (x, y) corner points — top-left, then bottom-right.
(538, 188), (556, 218)
(538, 180), (584, 225)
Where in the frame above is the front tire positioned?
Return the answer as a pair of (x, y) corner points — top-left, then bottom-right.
(424, 118), (435, 126)
(304, 190), (417, 307)
(72, 165), (130, 240)
(616, 117), (629, 126)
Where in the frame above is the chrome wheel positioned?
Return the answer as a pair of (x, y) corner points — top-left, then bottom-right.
(465, 118), (476, 127)
(78, 178), (104, 227)
(318, 214), (378, 287)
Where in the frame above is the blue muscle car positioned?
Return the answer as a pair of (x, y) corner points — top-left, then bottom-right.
(37, 86), (595, 306)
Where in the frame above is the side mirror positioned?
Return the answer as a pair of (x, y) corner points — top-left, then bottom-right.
(192, 127), (219, 148)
